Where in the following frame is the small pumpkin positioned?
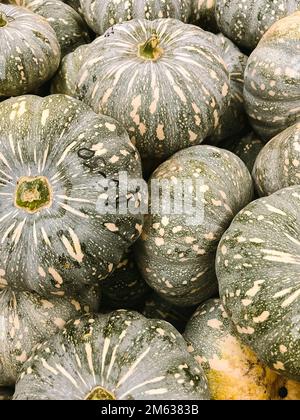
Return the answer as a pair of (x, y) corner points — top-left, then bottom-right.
(253, 123), (300, 196)
(14, 310), (210, 400)
(136, 145), (253, 306)
(80, 0), (191, 35)
(76, 19), (230, 163)
(215, 0), (300, 50)
(232, 132), (264, 172)
(216, 186), (300, 381)
(0, 285), (100, 386)
(184, 299), (300, 400)
(0, 94), (143, 297)
(189, 0), (217, 32)
(244, 12), (300, 141)
(6, 0), (91, 57)
(0, 3), (60, 97)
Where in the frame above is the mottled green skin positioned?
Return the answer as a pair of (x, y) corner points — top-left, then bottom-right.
(244, 12), (300, 141)
(136, 145), (253, 306)
(215, 0), (300, 50)
(208, 33), (248, 144)
(189, 0), (218, 32)
(216, 186), (300, 381)
(0, 285), (100, 386)
(76, 19), (230, 162)
(0, 4), (60, 97)
(101, 249), (150, 311)
(51, 44), (90, 97)
(232, 132), (264, 173)
(0, 94), (143, 297)
(80, 0), (191, 35)
(14, 310), (210, 400)
(253, 123), (300, 196)
(0, 387), (13, 400)
(143, 292), (196, 333)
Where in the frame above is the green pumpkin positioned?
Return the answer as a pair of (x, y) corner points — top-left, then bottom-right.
(216, 186), (300, 381)
(215, 0), (300, 50)
(14, 310), (210, 400)
(0, 285), (100, 386)
(189, 0), (217, 32)
(136, 145), (253, 307)
(80, 0), (191, 35)
(253, 123), (300, 196)
(232, 132), (264, 173)
(184, 299), (300, 400)
(51, 44), (90, 97)
(208, 33), (248, 145)
(0, 3), (60, 97)
(76, 19), (230, 162)
(6, 0), (91, 57)
(0, 94), (143, 297)
(244, 12), (300, 141)
(0, 387), (14, 400)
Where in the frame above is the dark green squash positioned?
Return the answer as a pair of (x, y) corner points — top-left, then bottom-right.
(0, 285), (100, 386)
(136, 145), (253, 306)
(253, 123), (300, 196)
(0, 3), (60, 97)
(14, 310), (210, 400)
(184, 299), (300, 400)
(216, 186), (300, 381)
(244, 12), (300, 141)
(232, 132), (264, 172)
(0, 94), (143, 297)
(76, 18), (230, 163)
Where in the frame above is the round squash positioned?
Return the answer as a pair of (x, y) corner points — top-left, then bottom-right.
(6, 0), (91, 57)
(0, 94), (143, 297)
(14, 310), (210, 400)
(208, 33), (248, 144)
(184, 299), (300, 400)
(253, 123), (300, 196)
(80, 0), (191, 35)
(216, 186), (300, 381)
(244, 12), (300, 141)
(76, 18), (230, 162)
(0, 3), (60, 97)
(189, 0), (217, 32)
(136, 145), (253, 307)
(215, 0), (300, 50)
(0, 285), (99, 386)
(232, 132), (264, 172)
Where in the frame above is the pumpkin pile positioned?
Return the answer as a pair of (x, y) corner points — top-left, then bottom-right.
(0, 0), (299, 401)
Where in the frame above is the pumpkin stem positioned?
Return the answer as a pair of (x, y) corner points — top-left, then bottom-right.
(0, 13), (7, 28)
(85, 386), (116, 400)
(15, 176), (52, 214)
(138, 31), (163, 61)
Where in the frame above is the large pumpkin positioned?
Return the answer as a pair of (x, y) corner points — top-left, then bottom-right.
(80, 0), (191, 34)
(216, 186), (300, 381)
(0, 3), (60, 97)
(253, 123), (300, 196)
(14, 310), (210, 400)
(0, 285), (99, 386)
(136, 145), (253, 306)
(184, 299), (300, 400)
(215, 0), (300, 50)
(5, 0), (91, 57)
(0, 94), (143, 297)
(244, 12), (300, 141)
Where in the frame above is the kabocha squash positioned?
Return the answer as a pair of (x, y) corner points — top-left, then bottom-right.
(0, 286), (100, 386)
(51, 44), (90, 97)
(253, 123), (300, 196)
(216, 186), (300, 381)
(80, 0), (191, 35)
(76, 19), (231, 162)
(14, 310), (210, 400)
(189, 0), (217, 32)
(6, 0), (91, 57)
(0, 94), (143, 297)
(244, 12), (300, 141)
(215, 0), (300, 50)
(232, 132), (264, 172)
(136, 145), (253, 307)
(184, 299), (300, 400)
(0, 3), (60, 97)
(208, 33), (248, 144)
